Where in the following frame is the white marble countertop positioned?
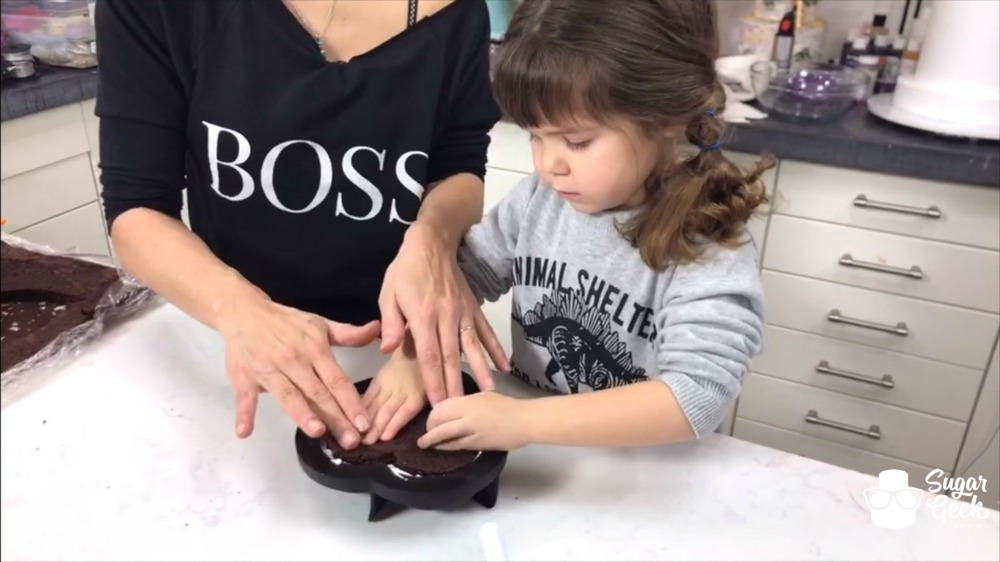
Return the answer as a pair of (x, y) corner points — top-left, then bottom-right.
(2, 304), (998, 561)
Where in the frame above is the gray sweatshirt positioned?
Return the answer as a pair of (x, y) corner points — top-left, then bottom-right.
(458, 173), (765, 437)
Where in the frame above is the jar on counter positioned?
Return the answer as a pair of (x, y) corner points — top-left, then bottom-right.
(853, 54), (882, 100)
(2, 43), (35, 79)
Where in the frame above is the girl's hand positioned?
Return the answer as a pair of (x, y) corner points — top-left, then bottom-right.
(417, 392), (533, 452)
(217, 287), (380, 448)
(378, 223), (509, 405)
(360, 332), (427, 444)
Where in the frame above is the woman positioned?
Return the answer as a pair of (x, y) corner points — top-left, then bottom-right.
(95, 0), (509, 449)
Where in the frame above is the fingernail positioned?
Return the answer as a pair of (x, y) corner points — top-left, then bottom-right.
(354, 415), (370, 432)
(341, 431), (359, 449)
(307, 419), (326, 435)
(236, 423), (248, 436)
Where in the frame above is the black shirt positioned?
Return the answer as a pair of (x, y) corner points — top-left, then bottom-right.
(95, 0), (501, 324)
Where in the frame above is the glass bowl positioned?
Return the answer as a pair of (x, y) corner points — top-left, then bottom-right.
(750, 61), (870, 122)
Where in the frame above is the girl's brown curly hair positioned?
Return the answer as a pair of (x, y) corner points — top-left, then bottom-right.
(493, 0), (775, 269)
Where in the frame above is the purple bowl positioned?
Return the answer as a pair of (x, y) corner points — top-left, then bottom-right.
(784, 67), (850, 101)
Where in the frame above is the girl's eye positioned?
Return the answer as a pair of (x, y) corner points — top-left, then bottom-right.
(565, 138), (592, 151)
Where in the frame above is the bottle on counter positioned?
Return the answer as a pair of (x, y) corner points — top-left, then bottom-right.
(771, 6), (797, 72)
(874, 36), (907, 94)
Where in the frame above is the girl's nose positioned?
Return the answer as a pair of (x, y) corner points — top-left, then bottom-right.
(537, 146), (569, 177)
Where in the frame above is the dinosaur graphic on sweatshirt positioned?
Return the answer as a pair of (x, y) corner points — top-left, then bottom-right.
(513, 290), (647, 392)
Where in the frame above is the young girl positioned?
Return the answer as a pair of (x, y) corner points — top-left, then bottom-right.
(360, 0), (773, 450)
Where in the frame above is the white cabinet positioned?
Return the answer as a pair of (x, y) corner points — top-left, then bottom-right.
(755, 325), (984, 421)
(0, 103), (90, 180)
(736, 159), (1000, 487)
(733, 418), (946, 484)
(955, 343), (1000, 510)
(765, 214), (1000, 312)
(1, 102), (109, 256)
(0, 154), (99, 233)
(14, 202), (109, 256)
(762, 270), (999, 368)
(773, 160), (1000, 249)
(740, 372), (966, 469)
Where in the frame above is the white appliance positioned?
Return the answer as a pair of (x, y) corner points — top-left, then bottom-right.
(868, 0), (1000, 140)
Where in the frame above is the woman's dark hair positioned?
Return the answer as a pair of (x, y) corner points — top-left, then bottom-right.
(493, 0), (775, 268)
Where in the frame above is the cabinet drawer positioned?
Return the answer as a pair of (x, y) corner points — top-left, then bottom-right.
(755, 325), (983, 421)
(738, 373), (966, 468)
(733, 418), (945, 483)
(0, 103), (90, 180)
(484, 167), (528, 214)
(762, 270), (999, 369)
(764, 215), (1000, 312)
(773, 160), (1000, 250)
(1, 154), (99, 232)
(487, 122), (533, 173)
(13, 202), (110, 256)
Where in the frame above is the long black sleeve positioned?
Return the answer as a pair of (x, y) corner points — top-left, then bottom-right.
(426, 0), (502, 183)
(95, 0), (199, 228)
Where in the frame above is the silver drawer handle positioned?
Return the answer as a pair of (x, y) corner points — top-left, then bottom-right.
(839, 253), (924, 280)
(853, 194), (942, 219)
(816, 360), (896, 389)
(806, 409), (882, 439)
(827, 309), (909, 336)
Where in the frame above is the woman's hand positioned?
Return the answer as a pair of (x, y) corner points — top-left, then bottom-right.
(378, 223), (510, 405)
(217, 286), (380, 448)
(360, 331), (427, 444)
(416, 392), (533, 452)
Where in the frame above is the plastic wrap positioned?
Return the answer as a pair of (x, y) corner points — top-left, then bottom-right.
(0, 233), (158, 397)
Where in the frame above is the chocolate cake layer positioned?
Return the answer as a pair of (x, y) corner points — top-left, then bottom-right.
(1, 242), (119, 373)
(325, 409), (478, 475)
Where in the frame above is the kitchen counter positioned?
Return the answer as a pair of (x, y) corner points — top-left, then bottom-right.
(727, 103), (1000, 188)
(2, 303), (998, 561)
(0, 65), (97, 122)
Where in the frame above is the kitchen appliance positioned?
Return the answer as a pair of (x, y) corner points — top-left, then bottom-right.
(1, 42), (36, 80)
(295, 373), (508, 522)
(870, 0), (1000, 140)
